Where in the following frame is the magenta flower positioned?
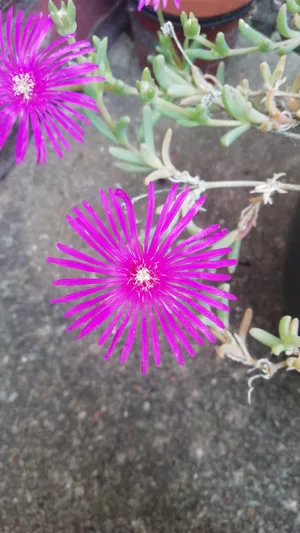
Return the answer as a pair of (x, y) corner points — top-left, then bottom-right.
(47, 184), (236, 373)
(0, 8), (104, 164)
(138, 0), (180, 11)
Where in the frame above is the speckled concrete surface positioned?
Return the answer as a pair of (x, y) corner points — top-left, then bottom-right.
(1, 35), (300, 533)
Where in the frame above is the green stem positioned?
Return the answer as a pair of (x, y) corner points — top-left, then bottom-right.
(229, 45), (260, 56)
(183, 37), (189, 50)
(201, 180), (300, 192)
(195, 35), (214, 49)
(96, 96), (115, 129)
(273, 36), (300, 50)
(156, 7), (165, 28)
(157, 8), (182, 68)
(157, 98), (192, 117)
(196, 35), (260, 57)
(207, 118), (243, 127)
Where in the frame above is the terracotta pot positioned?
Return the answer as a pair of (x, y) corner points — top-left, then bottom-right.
(164, 0), (254, 18)
(129, 0), (254, 73)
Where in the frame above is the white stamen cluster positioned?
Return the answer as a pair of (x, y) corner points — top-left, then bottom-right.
(131, 265), (159, 292)
(12, 73), (35, 101)
(135, 267), (151, 285)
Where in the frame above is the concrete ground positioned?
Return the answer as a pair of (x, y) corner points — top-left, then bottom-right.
(1, 27), (300, 533)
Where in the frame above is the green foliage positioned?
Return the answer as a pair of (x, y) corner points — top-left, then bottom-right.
(181, 12), (200, 39)
(136, 68), (158, 104)
(48, 0), (77, 36)
(250, 316), (300, 356)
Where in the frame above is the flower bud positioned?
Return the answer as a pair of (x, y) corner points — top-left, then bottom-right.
(48, 0), (77, 36)
(183, 13), (200, 39)
(136, 68), (158, 104)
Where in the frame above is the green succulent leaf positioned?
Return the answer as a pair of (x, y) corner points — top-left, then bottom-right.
(140, 144), (164, 169)
(115, 116), (131, 145)
(215, 283), (230, 328)
(186, 47), (221, 61)
(216, 61), (225, 85)
(215, 32), (231, 56)
(222, 85), (248, 122)
(156, 100), (190, 121)
(116, 162), (151, 173)
(238, 20), (273, 50)
(138, 109), (161, 143)
(83, 109), (116, 142)
(260, 62), (272, 85)
(83, 84), (98, 101)
(212, 230), (239, 249)
(177, 119), (199, 127)
(93, 36), (109, 68)
(277, 41), (300, 55)
(283, 334), (300, 346)
(141, 106), (155, 153)
(293, 13), (300, 30)
(167, 84), (198, 98)
(276, 4), (300, 38)
(109, 147), (146, 165)
(228, 239), (242, 273)
(286, 0), (300, 13)
(222, 86), (269, 125)
(278, 315), (292, 342)
(250, 328), (281, 348)
(186, 105), (210, 125)
(271, 343), (286, 356)
(153, 55), (188, 90)
(221, 124), (251, 147)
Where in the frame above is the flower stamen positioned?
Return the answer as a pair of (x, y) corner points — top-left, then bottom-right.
(133, 266), (157, 291)
(136, 267), (151, 284)
(12, 73), (35, 101)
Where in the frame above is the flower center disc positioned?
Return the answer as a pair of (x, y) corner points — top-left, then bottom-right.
(135, 267), (151, 284)
(132, 265), (158, 292)
(12, 73), (35, 101)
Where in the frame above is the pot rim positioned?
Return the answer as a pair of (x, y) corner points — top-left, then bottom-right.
(131, 0), (254, 28)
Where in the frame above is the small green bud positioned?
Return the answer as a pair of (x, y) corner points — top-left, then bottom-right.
(141, 67), (152, 82)
(48, 0), (77, 36)
(158, 32), (172, 48)
(183, 13), (200, 39)
(180, 11), (188, 27)
(136, 68), (158, 104)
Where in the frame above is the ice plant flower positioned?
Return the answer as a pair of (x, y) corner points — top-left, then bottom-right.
(47, 184), (236, 373)
(0, 8), (104, 164)
(138, 0), (180, 11)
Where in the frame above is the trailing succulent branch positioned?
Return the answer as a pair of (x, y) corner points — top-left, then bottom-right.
(76, 0), (300, 158)
(215, 310), (300, 403)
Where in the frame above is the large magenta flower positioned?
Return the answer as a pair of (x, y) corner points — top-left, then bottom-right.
(138, 0), (180, 11)
(0, 8), (104, 164)
(48, 184), (236, 373)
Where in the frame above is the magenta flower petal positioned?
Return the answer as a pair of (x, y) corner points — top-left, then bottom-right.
(0, 7), (104, 164)
(48, 185), (237, 372)
(137, 0), (180, 11)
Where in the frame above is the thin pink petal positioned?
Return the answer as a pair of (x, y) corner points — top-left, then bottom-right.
(147, 305), (161, 367)
(103, 306), (133, 360)
(120, 307), (139, 364)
